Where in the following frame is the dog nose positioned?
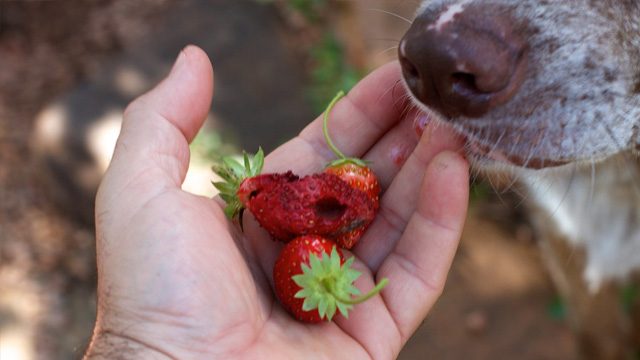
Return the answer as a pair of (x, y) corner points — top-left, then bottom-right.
(399, 4), (527, 118)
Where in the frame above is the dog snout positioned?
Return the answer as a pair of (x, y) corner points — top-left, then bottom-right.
(399, 3), (528, 118)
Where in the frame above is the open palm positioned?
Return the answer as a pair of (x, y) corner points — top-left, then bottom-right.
(86, 46), (469, 359)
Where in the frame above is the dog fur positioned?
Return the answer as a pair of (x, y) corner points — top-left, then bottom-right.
(404, 1), (640, 358)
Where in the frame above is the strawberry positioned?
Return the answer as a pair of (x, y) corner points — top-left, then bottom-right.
(237, 171), (376, 242)
(325, 162), (380, 205)
(212, 148), (265, 220)
(212, 150), (377, 242)
(322, 91), (381, 248)
(273, 235), (388, 323)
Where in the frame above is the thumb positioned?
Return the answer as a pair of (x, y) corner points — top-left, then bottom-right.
(98, 45), (213, 218)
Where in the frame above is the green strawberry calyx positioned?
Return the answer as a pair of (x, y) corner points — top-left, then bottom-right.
(212, 147), (264, 220)
(293, 246), (389, 321)
(322, 91), (369, 169)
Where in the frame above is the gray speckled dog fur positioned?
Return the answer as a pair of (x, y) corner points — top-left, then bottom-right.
(408, 0), (640, 287)
(405, 1), (640, 358)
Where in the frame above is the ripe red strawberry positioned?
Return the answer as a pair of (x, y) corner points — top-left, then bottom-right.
(273, 235), (388, 323)
(237, 171), (376, 242)
(325, 162), (380, 205)
(322, 91), (381, 248)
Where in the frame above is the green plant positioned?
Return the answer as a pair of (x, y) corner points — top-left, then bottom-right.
(287, 0), (329, 22)
(308, 32), (362, 112)
(190, 128), (238, 164)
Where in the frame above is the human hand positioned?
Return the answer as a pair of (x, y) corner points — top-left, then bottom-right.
(84, 45), (469, 359)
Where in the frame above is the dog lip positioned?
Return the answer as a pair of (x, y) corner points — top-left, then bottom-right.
(465, 135), (570, 169)
(409, 98), (571, 170)
(483, 48), (529, 113)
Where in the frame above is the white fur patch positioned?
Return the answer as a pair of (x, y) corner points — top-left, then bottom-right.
(519, 158), (640, 291)
(427, 1), (470, 32)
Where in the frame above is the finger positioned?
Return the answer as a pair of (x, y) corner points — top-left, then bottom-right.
(354, 121), (465, 270)
(125, 45), (213, 144)
(98, 45), (213, 219)
(332, 258), (403, 360)
(361, 110), (426, 190)
(333, 151), (468, 358)
(378, 150), (469, 343)
(262, 61), (410, 174)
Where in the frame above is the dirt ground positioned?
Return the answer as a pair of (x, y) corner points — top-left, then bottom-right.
(0, 1), (576, 359)
(399, 201), (577, 360)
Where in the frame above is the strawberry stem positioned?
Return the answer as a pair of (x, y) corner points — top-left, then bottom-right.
(330, 278), (389, 305)
(322, 91), (348, 160)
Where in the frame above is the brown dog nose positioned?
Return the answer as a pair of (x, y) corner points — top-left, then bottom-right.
(399, 4), (528, 118)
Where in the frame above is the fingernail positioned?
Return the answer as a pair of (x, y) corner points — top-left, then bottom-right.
(435, 150), (469, 172)
(414, 113), (433, 137)
(431, 150), (457, 171)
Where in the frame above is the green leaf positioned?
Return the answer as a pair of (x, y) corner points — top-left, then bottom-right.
(213, 181), (236, 195)
(309, 253), (322, 274)
(292, 274), (309, 288)
(243, 151), (251, 175)
(224, 206), (236, 219)
(336, 301), (351, 318)
(303, 295), (320, 312)
(318, 297), (328, 319)
(325, 298), (336, 320)
(294, 288), (312, 299)
(212, 167), (234, 183)
(330, 247), (340, 273)
(342, 256), (354, 269)
(346, 269), (361, 283)
(219, 194), (235, 204)
(347, 285), (361, 296)
(253, 147), (265, 175)
(223, 157), (245, 177)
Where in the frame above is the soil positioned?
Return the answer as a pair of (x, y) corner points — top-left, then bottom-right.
(0, 1), (173, 358)
(399, 200), (577, 359)
(0, 1), (576, 359)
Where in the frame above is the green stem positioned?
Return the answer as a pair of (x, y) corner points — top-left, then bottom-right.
(333, 278), (389, 305)
(323, 91), (347, 160)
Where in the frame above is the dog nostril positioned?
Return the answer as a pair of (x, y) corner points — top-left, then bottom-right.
(399, 51), (422, 91)
(451, 72), (479, 94)
(402, 58), (420, 79)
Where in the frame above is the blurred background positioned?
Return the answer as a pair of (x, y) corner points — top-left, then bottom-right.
(0, 0), (577, 358)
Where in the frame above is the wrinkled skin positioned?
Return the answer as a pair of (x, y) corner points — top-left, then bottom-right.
(85, 46), (469, 359)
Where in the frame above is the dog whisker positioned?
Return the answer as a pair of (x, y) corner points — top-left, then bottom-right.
(374, 45), (400, 59)
(366, 8), (413, 25)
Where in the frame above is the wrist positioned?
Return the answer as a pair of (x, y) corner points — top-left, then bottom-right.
(84, 329), (173, 360)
